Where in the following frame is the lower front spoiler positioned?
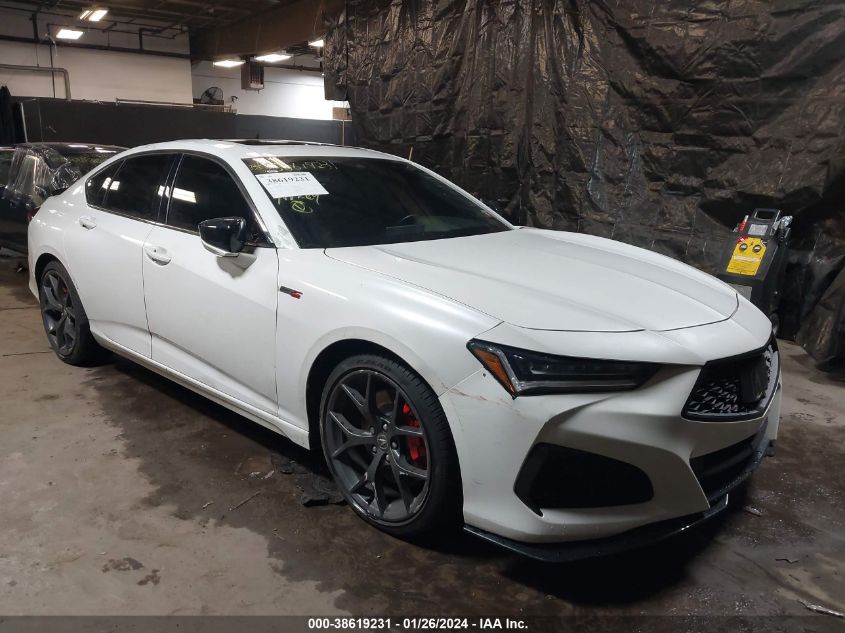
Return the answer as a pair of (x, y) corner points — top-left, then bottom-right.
(465, 439), (775, 563)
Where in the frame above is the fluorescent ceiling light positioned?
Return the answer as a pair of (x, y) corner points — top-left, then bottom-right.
(255, 53), (291, 63)
(80, 8), (108, 22)
(56, 28), (84, 40)
(213, 59), (245, 68)
(308, 38), (324, 48)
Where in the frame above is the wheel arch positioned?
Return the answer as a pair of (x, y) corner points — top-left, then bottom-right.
(304, 336), (443, 452)
(34, 252), (60, 285)
(32, 245), (88, 302)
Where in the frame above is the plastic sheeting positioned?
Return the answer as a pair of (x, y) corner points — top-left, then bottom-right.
(2, 146), (56, 209)
(1, 144), (92, 206)
(0, 86), (13, 146)
(798, 265), (845, 374)
(324, 0), (845, 359)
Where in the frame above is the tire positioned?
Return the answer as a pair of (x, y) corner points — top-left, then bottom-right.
(319, 354), (462, 539)
(39, 260), (104, 366)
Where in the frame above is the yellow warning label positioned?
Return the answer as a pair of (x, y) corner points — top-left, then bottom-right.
(726, 237), (766, 276)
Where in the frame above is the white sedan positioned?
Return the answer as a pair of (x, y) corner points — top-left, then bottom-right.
(27, 139), (781, 560)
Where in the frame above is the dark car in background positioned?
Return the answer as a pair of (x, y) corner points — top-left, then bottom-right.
(0, 143), (125, 253)
(0, 147), (13, 191)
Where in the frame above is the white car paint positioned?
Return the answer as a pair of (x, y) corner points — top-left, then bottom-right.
(27, 139), (781, 547)
(327, 228), (739, 332)
(63, 207), (154, 356)
(142, 225), (280, 415)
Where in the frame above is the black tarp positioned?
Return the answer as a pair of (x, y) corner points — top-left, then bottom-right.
(0, 86), (14, 146)
(324, 0), (845, 361)
(798, 265), (845, 374)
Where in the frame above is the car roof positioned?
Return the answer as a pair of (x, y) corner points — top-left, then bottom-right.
(18, 142), (126, 155)
(219, 139), (339, 147)
(120, 139), (402, 162)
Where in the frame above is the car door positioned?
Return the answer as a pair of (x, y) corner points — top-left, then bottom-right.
(64, 153), (176, 356)
(142, 153), (280, 415)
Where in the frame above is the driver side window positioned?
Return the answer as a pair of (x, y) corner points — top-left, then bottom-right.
(166, 155), (264, 242)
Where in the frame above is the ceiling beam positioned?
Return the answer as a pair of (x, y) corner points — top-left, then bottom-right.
(189, 0), (342, 60)
(158, 0), (252, 16)
(40, 0), (217, 24)
(0, 0), (197, 35)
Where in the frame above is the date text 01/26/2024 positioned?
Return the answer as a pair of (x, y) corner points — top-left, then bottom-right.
(307, 618), (529, 630)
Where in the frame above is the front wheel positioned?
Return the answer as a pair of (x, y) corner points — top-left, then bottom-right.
(320, 354), (462, 538)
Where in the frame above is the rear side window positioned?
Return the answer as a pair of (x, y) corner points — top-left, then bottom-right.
(166, 155), (262, 239)
(85, 162), (122, 208)
(101, 154), (174, 222)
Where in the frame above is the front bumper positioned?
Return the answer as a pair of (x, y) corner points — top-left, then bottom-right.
(465, 439), (774, 562)
(439, 317), (781, 548)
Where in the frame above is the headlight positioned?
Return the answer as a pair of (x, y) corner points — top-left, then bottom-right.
(466, 340), (660, 397)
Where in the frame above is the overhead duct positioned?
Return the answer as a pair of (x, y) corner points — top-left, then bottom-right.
(0, 64), (71, 100)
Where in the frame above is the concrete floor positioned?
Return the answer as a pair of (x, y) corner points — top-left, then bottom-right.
(0, 255), (843, 619)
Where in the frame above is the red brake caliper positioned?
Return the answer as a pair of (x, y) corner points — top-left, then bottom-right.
(402, 403), (427, 467)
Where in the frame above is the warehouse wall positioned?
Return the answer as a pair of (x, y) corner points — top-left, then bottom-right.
(0, 4), (192, 104)
(191, 61), (347, 120)
(0, 44), (344, 119)
(0, 40), (193, 103)
(0, 3), (342, 120)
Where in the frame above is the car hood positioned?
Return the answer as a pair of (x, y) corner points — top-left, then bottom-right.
(325, 228), (738, 332)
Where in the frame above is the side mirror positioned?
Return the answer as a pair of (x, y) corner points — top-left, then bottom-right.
(198, 217), (246, 257)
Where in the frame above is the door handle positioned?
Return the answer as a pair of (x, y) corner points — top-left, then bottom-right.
(144, 245), (171, 265)
(78, 216), (97, 230)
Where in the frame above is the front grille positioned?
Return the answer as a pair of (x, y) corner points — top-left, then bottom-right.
(690, 421), (768, 501)
(683, 338), (779, 421)
(514, 444), (654, 515)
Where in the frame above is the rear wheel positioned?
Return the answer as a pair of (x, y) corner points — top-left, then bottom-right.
(39, 261), (103, 366)
(320, 354), (461, 538)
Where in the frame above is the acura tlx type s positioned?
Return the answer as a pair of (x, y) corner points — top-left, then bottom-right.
(27, 140), (781, 560)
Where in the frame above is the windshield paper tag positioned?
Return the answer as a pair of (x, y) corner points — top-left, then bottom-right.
(255, 172), (328, 199)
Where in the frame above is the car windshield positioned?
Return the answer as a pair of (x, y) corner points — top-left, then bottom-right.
(243, 156), (509, 248)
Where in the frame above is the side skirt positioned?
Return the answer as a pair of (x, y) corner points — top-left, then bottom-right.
(93, 333), (310, 449)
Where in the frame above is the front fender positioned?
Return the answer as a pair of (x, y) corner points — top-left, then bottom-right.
(274, 250), (501, 430)
(301, 325), (469, 401)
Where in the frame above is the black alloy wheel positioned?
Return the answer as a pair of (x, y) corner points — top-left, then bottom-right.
(40, 269), (78, 357)
(38, 261), (102, 366)
(320, 354), (461, 537)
